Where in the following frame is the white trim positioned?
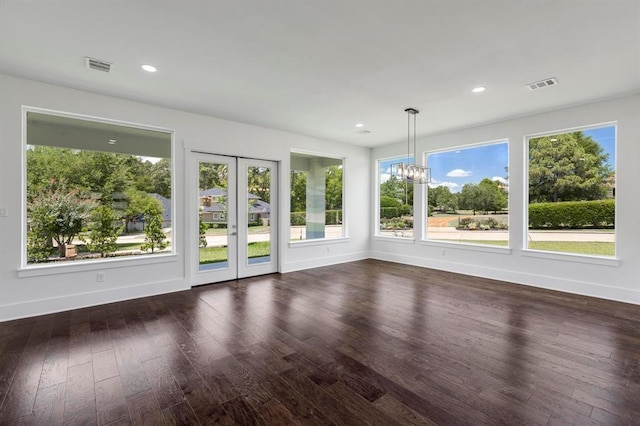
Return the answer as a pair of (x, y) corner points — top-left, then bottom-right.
(523, 122), (617, 258)
(21, 105), (177, 270)
(369, 250), (639, 305)
(372, 235), (415, 244)
(18, 253), (178, 278)
(521, 249), (619, 266)
(0, 277), (187, 322)
(420, 239), (511, 255)
(282, 251), (368, 273)
(289, 237), (349, 248)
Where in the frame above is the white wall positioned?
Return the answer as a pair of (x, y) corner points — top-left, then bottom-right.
(0, 74), (370, 321)
(371, 94), (640, 305)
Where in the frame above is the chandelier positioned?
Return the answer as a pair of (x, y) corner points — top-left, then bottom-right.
(390, 108), (430, 184)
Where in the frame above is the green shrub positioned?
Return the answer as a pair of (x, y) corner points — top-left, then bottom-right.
(457, 217), (508, 230)
(326, 210), (342, 225)
(290, 211), (306, 226)
(528, 200), (614, 229)
(380, 207), (400, 219)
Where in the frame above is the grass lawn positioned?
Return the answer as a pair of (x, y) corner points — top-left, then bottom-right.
(528, 241), (614, 256)
(200, 241), (270, 264)
(454, 240), (614, 256)
(115, 242), (143, 251)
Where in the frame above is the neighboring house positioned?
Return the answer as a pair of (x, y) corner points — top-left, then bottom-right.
(150, 193), (172, 227)
(115, 192), (172, 232)
(200, 188), (270, 224)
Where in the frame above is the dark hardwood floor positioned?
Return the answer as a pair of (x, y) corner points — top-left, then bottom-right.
(1, 259), (639, 425)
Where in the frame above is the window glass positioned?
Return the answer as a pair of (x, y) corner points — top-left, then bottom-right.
(527, 125), (615, 257)
(290, 152), (344, 241)
(426, 142), (509, 246)
(25, 111), (172, 265)
(378, 157), (414, 238)
(290, 152), (343, 241)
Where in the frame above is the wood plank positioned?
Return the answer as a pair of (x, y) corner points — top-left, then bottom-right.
(63, 361), (97, 425)
(126, 389), (165, 426)
(141, 356), (185, 409)
(33, 382), (66, 425)
(95, 376), (128, 425)
(162, 401), (199, 425)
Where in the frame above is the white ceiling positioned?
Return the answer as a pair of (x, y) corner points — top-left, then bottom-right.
(1, 1), (639, 147)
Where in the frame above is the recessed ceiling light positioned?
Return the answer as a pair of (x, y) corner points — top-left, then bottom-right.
(472, 86), (487, 93)
(355, 123), (364, 128)
(108, 139), (117, 145)
(141, 64), (157, 73)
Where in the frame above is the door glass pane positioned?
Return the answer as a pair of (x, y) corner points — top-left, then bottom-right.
(247, 166), (271, 265)
(198, 161), (229, 271)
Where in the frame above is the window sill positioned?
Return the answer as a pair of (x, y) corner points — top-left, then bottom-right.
(373, 235), (416, 244)
(521, 249), (620, 267)
(18, 253), (179, 278)
(289, 237), (349, 248)
(421, 239), (511, 254)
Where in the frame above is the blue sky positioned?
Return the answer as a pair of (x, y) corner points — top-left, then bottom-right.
(380, 125), (616, 193)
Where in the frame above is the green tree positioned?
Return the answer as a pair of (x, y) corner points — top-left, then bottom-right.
(27, 223), (53, 263)
(123, 190), (158, 232)
(82, 205), (123, 257)
(529, 132), (610, 203)
(74, 151), (132, 199)
(380, 175), (413, 216)
(27, 180), (96, 257)
(325, 166), (343, 211)
(428, 186), (458, 212)
(199, 214), (208, 248)
(247, 166), (271, 202)
(200, 163), (227, 191)
(150, 158), (172, 198)
(140, 201), (168, 253)
(478, 178), (507, 213)
(290, 170), (307, 212)
(459, 179), (507, 214)
(458, 183), (481, 214)
(26, 146), (79, 200)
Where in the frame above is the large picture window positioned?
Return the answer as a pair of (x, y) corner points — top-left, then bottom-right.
(426, 141), (509, 246)
(290, 152), (343, 241)
(377, 157), (414, 238)
(25, 110), (173, 265)
(526, 125), (615, 257)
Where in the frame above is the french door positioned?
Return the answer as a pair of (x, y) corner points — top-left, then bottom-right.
(192, 153), (278, 285)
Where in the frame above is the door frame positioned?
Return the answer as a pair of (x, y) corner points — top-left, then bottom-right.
(190, 151), (279, 286)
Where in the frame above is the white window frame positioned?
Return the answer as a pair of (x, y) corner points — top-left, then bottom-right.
(523, 122), (618, 264)
(289, 149), (347, 247)
(422, 139), (510, 250)
(19, 106), (176, 276)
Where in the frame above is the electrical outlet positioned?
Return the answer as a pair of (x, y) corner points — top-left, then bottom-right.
(0, 206), (7, 217)
(96, 272), (105, 283)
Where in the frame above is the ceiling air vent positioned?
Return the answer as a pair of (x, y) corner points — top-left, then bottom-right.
(526, 77), (558, 91)
(85, 57), (112, 73)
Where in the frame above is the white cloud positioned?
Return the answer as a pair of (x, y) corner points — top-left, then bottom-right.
(379, 173), (391, 183)
(492, 176), (508, 185)
(429, 180), (461, 192)
(446, 168), (472, 177)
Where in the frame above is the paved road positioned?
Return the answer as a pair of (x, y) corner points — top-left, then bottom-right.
(114, 225), (614, 248)
(380, 227), (614, 242)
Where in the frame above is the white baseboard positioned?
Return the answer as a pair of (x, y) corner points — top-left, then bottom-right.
(369, 250), (640, 306)
(0, 279), (188, 322)
(283, 251), (369, 273)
